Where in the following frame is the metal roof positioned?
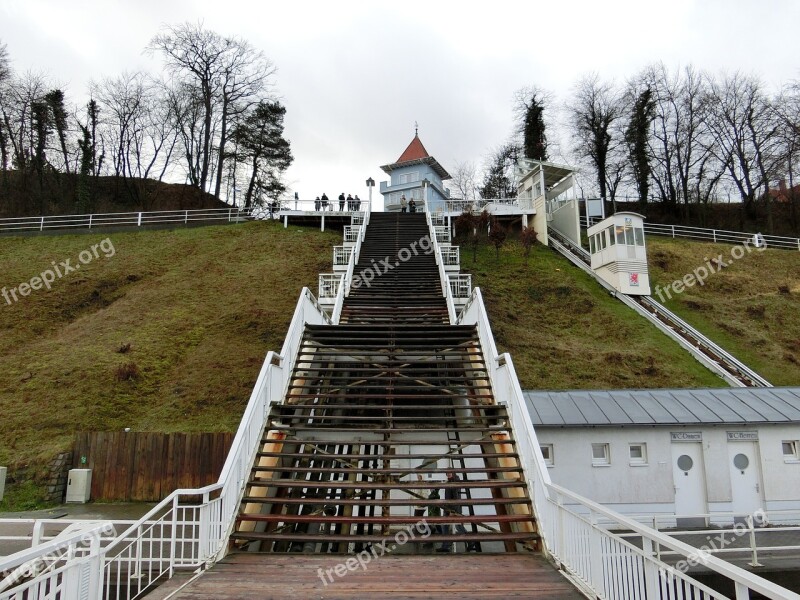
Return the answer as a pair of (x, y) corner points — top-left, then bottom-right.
(523, 387), (800, 426)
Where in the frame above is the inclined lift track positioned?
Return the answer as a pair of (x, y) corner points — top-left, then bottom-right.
(546, 226), (772, 388)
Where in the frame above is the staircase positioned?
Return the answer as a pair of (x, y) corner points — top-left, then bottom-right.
(230, 213), (539, 553)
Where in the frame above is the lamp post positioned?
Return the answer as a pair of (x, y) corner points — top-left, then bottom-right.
(421, 178), (429, 212)
(366, 177), (375, 211)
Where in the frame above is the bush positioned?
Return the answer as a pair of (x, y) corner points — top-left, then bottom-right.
(115, 362), (140, 381)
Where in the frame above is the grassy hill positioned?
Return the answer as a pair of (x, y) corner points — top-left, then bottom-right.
(460, 241), (722, 390)
(646, 237), (800, 385)
(0, 221), (339, 484)
(5, 221), (793, 509)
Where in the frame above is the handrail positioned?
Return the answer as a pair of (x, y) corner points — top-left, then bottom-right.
(458, 286), (798, 600)
(332, 210), (369, 323)
(0, 288), (330, 600)
(580, 216), (800, 251)
(0, 207), (248, 235)
(425, 208), (457, 323)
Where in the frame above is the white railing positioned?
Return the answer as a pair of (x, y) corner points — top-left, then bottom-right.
(424, 209), (457, 323)
(343, 225), (361, 243)
(457, 288), (800, 600)
(0, 208), (249, 234)
(448, 274), (472, 300)
(439, 245), (460, 267)
(434, 225), (450, 244)
(332, 245), (352, 267)
(0, 289), (330, 600)
(332, 209), (370, 323)
(580, 216), (800, 251)
(318, 274), (343, 300)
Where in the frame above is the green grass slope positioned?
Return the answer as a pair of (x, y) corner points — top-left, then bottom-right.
(461, 241), (722, 390)
(647, 237), (800, 385)
(0, 222), (339, 473)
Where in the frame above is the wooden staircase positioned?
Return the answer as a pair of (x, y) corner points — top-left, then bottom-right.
(230, 213), (539, 554)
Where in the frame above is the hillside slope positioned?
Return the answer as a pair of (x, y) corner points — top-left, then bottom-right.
(0, 221), (339, 472)
(647, 237), (800, 385)
(461, 242), (722, 390)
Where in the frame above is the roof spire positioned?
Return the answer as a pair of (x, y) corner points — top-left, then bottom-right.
(414, 120), (418, 136)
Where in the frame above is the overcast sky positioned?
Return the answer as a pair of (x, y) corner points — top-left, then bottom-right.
(2, 0), (799, 209)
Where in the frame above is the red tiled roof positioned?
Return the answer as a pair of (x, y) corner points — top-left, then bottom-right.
(397, 135), (430, 163)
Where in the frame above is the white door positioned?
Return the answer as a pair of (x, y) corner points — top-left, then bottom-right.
(671, 443), (707, 520)
(727, 441), (764, 517)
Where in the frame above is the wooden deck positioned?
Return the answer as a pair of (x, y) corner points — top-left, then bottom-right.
(146, 553), (586, 599)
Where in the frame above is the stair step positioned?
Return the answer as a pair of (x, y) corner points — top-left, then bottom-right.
(230, 532), (539, 544)
(240, 497), (531, 507)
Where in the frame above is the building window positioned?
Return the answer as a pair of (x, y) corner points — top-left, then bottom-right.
(540, 444), (554, 467)
(590, 235), (596, 254)
(783, 440), (800, 462)
(634, 228), (645, 247)
(607, 226), (615, 246)
(629, 443), (648, 466)
(592, 443), (610, 466)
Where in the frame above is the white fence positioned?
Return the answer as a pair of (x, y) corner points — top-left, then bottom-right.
(332, 210), (370, 323)
(448, 274), (472, 301)
(457, 288), (800, 600)
(0, 208), (249, 234)
(581, 216), (800, 251)
(0, 288), (331, 600)
(434, 225), (450, 244)
(439, 245), (460, 267)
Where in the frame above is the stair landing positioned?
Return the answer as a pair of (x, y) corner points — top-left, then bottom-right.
(146, 554), (585, 599)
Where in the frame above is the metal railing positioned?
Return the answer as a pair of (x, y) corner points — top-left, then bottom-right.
(581, 216), (800, 251)
(332, 209), (370, 323)
(343, 225), (361, 243)
(439, 245), (460, 267)
(424, 208), (457, 324)
(0, 288), (331, 600)
(448, 274), (472, 301)
(457, 288), (799, 600)
(433, 225), (450, 244)
(318, 273), (343, 300)
(332, 245), (352, 267)
(0, 208), (249, 235)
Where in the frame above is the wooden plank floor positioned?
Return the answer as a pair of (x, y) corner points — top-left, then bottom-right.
(146, 554), (586, 599)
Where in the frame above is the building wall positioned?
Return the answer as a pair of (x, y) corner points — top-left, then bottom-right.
(381, 164), (449, 212)
(535, 424), (800, 517)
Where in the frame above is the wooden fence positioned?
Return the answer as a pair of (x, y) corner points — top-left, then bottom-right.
(71, 431), (234, 502)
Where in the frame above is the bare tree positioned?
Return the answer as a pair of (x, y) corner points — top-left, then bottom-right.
(0, 42), (11, 175)
(150, 22), (275, 200)
(705, 72), (781, 230)
(566, 73), (623, 211)
(449, 160), (479, 204)
(639, 64), (714, 214)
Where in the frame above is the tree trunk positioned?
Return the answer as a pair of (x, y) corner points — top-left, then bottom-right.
(214, 96), (229, 200)
(199, 86), (213, 193)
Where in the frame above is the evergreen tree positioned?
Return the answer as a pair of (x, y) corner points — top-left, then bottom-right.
(625, 87), (655, 204)
(522, 92), (547, 161)
(232, 100), (293, 208)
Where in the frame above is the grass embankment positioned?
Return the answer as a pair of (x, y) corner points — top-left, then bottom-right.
(0, 221), (339, 509)
(460, 240), (722, 390)
(647, 237), (800, 386)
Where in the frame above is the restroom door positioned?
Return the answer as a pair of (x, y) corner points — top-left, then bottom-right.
(671, 443), (707, 526)
(727, 441), (764, 518)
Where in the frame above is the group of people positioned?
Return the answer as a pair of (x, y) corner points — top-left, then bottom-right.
(314, 192), (362, 212)
(399, 194), (417, 213)
(411, 472), (477, 553)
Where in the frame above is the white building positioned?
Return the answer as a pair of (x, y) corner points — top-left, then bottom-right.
(524, 387), (800, 525)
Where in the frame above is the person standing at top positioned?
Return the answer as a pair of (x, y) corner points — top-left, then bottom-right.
(338, 192), (346, 211)
(408, 198), (416, 213)
(321, 193), (329, 211)
(400, 194), (407, 213)
(346, 193), (354, 211)
(314, 196), (321, 211)
(354, 195), (361, 211)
